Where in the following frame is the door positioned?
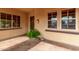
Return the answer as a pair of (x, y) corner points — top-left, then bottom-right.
(30, 16), (35, 30)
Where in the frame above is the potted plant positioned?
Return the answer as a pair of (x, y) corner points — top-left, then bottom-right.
(26, 29), (41, 40)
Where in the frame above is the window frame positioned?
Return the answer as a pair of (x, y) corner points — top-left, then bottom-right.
(48, 11), (57, 29)
(61, 9), (76, 30)
(0, 13), (21, 30)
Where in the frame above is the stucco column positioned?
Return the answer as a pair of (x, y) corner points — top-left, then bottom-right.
(76, 8), (79, 31)
(57, 9), (61, 30)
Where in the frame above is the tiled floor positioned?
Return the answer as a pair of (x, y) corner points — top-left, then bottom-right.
(29, 42), (71, 51)
(6, 39), (41, 51)
(0, 36), (71, 51)
(0, 36), (29, 51)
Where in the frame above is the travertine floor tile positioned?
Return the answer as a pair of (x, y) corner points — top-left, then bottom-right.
(29, 42), (71, 51)
(0, 36), (29, 50)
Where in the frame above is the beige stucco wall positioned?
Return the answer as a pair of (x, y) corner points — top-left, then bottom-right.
(29, 8), (79, 46)
(0, 8), (28, 40)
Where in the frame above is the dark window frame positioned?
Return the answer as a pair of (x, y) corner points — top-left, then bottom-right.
(0, 13), (21, 30)
(61, 9), (76, 29)
(48, 12), (57, 28)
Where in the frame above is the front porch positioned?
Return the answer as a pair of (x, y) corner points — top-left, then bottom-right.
(0, 8), (79, 51)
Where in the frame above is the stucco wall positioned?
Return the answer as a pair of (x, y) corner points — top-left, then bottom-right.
(0, 8), (28, 40)
(29, 8), (79, 46)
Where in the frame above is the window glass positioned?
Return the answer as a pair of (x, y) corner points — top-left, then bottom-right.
(48, 12), (57, 28)
(6, 14), (11, 28)
(13, 15), (17, 27)
(17, 16), (20, 27)
(0, 13), (6, 28)
(1, 13), (6, 19)
(0, 13), (20, 29)
(61, 9), (75, 29)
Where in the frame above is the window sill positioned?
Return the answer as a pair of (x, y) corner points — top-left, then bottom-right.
(0, 27), (22, 31)
(45, 29), (79, 35)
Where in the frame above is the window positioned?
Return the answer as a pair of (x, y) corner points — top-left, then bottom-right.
(61, 9), (76, 29)
(13, 15), (17, 27)
(13, 15), (20, 28)
(0, 13), (7, 28)
(6, 14), (11, 28)
(48, 12), (57, 28)
(17, 16), (20, 27)
(0, 13), (20, 29)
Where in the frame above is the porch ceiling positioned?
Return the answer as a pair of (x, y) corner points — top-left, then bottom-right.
(16, 8), (35, 13)
(16, 8), (70, 13)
